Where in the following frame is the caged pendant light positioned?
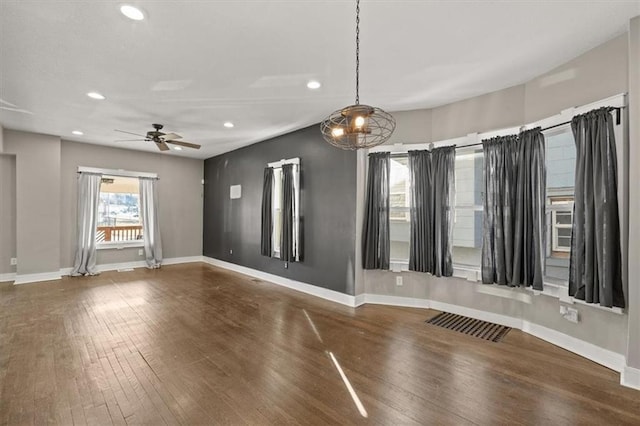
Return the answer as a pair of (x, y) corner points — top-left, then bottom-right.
(320, 0), (395, 150)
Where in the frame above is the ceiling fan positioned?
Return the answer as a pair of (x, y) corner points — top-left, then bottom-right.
(114, 123), (201, 151)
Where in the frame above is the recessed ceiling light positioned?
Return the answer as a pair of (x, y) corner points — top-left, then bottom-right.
(224, 122), (234, 128)
(307, 80), (321, 89)
(87, 92), (105, 100)
(172, 146), (183, 151)
(71, 130), (84, 136)
(120, 5), (145, 21)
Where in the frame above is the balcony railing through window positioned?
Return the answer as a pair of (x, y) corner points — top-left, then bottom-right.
(96, 225), (143, 242)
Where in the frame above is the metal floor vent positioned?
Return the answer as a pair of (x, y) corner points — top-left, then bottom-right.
(426, 312), (511, 342)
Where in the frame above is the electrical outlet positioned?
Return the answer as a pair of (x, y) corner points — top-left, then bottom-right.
(396, 276), (403, 286)
(138, 249), (143, 256)
(229, 249), (233, 255)
(284, 262), (288, 269)
(10, 258), (17, 266)
(560, 305), (579, 323)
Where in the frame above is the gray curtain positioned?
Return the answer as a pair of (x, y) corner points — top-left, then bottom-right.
(432, 147), (456, 276)
(139, 177), (163, 268)
(362, 152), (390, 270)
(482, 129), (545, 290)
(569, 108), (624, 308)
(261, 167), (273, 257)
(482, 135), (518, 285)
(408, 150), (433, 273)
(408, 147), (455, 276)
(280, 164), (296, 262)
(512, 128), (546, 289)
(71, 172), (102, 276)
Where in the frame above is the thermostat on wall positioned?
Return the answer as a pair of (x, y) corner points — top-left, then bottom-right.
(230, 185), (241, 199)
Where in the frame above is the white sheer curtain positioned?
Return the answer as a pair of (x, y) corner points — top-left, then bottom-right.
(139, 177), (163, 268)
(71, 172), (102, 276)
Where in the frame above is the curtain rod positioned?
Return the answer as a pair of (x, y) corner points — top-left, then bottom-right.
(76, 166), (159, 179)
(389, 106), (624, 154)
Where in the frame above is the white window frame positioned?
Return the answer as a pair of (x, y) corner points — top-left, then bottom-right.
(78, 167), (156, 250)
(550, 202), (573, 253)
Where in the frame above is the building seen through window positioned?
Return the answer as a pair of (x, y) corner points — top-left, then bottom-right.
(544, 128), (576, 284)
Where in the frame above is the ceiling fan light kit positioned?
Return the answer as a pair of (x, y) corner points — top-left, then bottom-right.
(320, 0), (395, 150)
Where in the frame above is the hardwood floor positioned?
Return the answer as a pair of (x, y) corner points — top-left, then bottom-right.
(1, 263), (639, 425)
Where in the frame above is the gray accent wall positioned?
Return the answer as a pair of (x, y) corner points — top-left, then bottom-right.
(203, 125), (357, 295)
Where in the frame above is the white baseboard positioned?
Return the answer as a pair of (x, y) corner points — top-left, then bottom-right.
(202, 257), (358, 307)
(163, 256), (203, 265)
(521, 321), (626, 373)
(354, 294), (366, 307)
(59, 261), (147, 276)
(0, 272), (16, 282)
(60, 255), (204, 276)
(363, 294), (431, 309)
(13, 271), (62, 285)
(621, 365), (640, 390)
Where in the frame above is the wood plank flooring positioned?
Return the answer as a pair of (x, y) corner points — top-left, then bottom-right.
(1, 263), (639, 425)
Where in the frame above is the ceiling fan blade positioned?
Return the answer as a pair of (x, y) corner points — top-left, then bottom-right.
(166, 140), (201, 149)
(114, 139), (147, 142)
(155, 140), (171, 151)
(162, 132), (182, 141)
(115, 129), (147, 137)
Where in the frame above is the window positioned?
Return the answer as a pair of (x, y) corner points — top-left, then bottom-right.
(550, 197), (573, 255)
(268, 160), (301, 260)
(97, 176), (143, 245)
(452, 147), (483, 267)
(387, 150), (485, 267)
(544, 128), (576, 283)
(272, 168), (283, 256)
(389, 156), (410, 262)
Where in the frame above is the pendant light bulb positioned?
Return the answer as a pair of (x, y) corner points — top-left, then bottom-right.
(354, 116), (365, 128)
(332, 127), (345, 137)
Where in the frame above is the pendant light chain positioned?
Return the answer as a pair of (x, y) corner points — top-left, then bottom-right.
(355, 0), (360, 105)
(320, 0), (395, 150)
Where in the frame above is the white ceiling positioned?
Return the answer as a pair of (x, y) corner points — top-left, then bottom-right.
(1, 1), (639, 159)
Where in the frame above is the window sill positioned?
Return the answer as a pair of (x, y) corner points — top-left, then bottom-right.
(97, 241), (144, 250)
(528, 284), (625, 314)
(388, 262), (624, 314)
(389, 260), (409, 272)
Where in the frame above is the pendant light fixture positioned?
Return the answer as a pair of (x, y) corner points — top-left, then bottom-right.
(321, 0), (395, 150)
